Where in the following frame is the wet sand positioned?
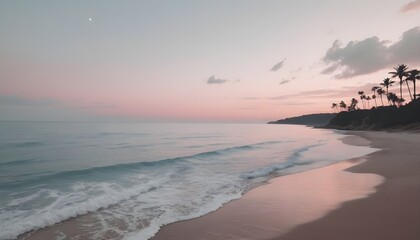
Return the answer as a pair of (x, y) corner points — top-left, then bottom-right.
(152, 134), (385, 240)
(274, 131), (420, 240)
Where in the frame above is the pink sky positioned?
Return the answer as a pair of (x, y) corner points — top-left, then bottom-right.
(1, 1), (419, 122)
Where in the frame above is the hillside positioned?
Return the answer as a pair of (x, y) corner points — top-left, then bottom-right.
(326, 101), (420, 131)
(267, 113), (337, 127)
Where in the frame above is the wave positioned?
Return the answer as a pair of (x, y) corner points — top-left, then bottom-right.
(241, 143), (323, 179)
(1, 140), (286, 188)
(0, 179), (170, 240)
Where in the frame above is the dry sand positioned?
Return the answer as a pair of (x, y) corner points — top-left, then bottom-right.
(274, 131), (420, 240)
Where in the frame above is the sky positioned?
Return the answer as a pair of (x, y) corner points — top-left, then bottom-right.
(1, 0), (419, 122)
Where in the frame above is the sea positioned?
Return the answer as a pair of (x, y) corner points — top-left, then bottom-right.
(0, 122), (378, 240)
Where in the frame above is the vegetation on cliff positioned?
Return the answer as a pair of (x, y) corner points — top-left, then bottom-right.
(327, 64), (420, 130)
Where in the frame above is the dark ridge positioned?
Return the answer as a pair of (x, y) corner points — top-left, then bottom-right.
(267, 113), (337, 127)
(325, 101), (420, 131)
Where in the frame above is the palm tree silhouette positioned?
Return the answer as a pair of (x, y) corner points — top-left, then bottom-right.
(372, 95), (377, 107)
(331, 103), (338, 112)
(366, 96), (371, 109)
(389, 64), (410, 100)
(387, 92), (399, 106)
(380, 78), (395, 105)
(371, 86), (380, 107)
(358, 91), (365, 109)
(406, 69), (420, 100)
(380, 78), (394, 94)
(376, 88), (385, 106)
(339, 100), (347, 111)
(348, 98), (358, 111)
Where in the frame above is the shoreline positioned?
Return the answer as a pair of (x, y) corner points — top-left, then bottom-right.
(151, 133), (385, 240)
(18, 130), (420, 240)
(273, 130), (420, 240)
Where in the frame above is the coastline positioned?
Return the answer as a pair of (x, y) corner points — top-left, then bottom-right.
(274, 130), (420, 240)
(18, 130), (420, 240)
(151, 133), (386, 240)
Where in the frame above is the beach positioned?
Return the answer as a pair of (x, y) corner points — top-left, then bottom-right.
(152, 131), (420, 240)
(275, 131), (420, 240)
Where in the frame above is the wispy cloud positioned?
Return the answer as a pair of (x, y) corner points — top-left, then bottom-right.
(207, 75), (229, 84)
(321, 26), (420, 79)
(277, 83), (379, 100)
(279, 79), (290, 85)
(401, 0), (420, 12)
(270, 58), (286, 71)
(279, 77), (295, 85)
(244, 83), (378, 101)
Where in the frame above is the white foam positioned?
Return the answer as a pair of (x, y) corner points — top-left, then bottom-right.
(0, 176), (170, 239)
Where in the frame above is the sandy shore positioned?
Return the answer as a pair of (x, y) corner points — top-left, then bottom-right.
(151, 133), (383, 240)
(274, 131), (420, 240)
(152, 131), (420, 240)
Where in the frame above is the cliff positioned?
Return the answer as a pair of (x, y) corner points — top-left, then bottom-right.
(268, 113), (337, 127)
(326, 101), (420, 131)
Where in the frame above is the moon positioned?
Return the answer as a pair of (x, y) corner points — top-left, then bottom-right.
(88, 18), (92, 22)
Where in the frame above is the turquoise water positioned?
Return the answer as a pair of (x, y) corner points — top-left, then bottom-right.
(0, 122), (377, 239)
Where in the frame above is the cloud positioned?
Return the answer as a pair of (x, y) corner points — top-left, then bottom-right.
(401, 0), (420, 12)
(279, 77), (296, 85)
(270, 58), (286, 71)
(322, 26), (420, 79)
(246, 83), (378, 101)
(207, 75), (228, 84)
(279, 79), (290, 85)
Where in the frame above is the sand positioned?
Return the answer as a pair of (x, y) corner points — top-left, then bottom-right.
(274, 131), (420, 240)
(152, 131), (420, 240)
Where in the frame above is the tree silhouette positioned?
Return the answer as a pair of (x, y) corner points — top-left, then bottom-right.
(358, 91), (365, 109)
(389, 64), (410, 100)
(387, 92), (399, 106)
(372, 95), (377, 107)
(366, 96), (371, 109)
(348, 98), (358, 111)
(380, 78), (395, 95)
(331, 103), (338, 112)
(380, 78), (395, 105)
(371, 86), (380, 107)
(406, 69), (420, 100)
(339, 100), (347, 111)
(376, 88), (385, 106)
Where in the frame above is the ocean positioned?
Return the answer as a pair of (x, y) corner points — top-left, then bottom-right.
(0, 122), (377, 240)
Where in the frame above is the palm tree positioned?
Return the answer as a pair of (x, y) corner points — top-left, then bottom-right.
(380, 78), (395, 94)
(389, 64), (410, 100)
(380, 78), (395, 105)
(372, 94), (377, 107)
(339, 100), (347, 111)
(358, 91), (365, 109)
(371, 86), (380, 107)
(366, 96), (371, 109)
(331, 103), (338, 112)
(348, 98), (358, 111)
(376, 88), (385, 106)
(387, 92), (399, 106)
(406, 69), (420, 100)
